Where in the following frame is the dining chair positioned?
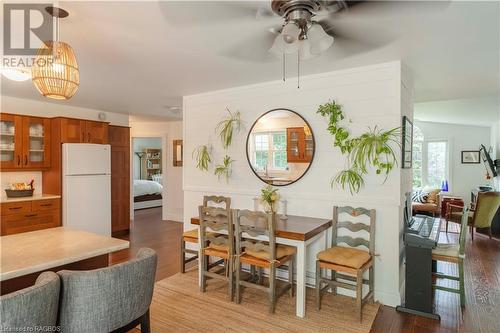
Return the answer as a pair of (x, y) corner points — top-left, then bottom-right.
(181, 195), (231, 273)
(58, 248), (157, 333)
(199, 196), (234, 300)
(0, 272), (60, 331)
(446, 192), (500, 240)
(233, 209), (295, 314)
(432, 207), (468, 306)
(315, 206), (376, 322)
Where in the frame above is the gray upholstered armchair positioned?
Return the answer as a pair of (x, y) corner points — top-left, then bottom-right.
(0, 271), (60, 331)
(58, 248), (157, 333)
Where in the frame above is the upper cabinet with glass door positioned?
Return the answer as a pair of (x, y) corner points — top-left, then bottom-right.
(0, 114), (50, 170)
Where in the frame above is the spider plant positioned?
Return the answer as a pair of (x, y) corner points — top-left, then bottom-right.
(348, 126), (401, 180)
(214, 155), (234, 182)
(192, 144), (211, 171)
(333, 167), (365, 195)
(216, 108), (242, 149)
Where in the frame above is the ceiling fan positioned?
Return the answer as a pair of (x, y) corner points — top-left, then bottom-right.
(265, 0), (364, 59)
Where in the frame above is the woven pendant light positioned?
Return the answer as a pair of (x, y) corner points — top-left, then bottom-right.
(31, 7), (79, 100)
(32, 41), (79, 100)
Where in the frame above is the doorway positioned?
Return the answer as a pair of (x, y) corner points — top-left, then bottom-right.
(132, 137), (163, 211)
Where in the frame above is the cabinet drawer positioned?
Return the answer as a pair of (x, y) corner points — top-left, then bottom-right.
(32, 199), (60, 212)
(1, 210), (60, 236)
(0, 201), (32, 216)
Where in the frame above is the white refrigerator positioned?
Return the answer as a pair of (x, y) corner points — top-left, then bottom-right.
(62, 143), (111, 236)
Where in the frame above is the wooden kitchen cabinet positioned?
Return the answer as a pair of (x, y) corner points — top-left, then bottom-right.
(109, 125), (130, 235)
(0, 114), (50, 170)
(0, 198), (61, 236)
(286, 127), (313, 163)
(60, 118), (108, 144)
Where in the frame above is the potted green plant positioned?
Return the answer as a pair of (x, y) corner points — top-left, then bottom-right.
(192, 144), (212, 171)
(216, 108), (242, 149)
(214, 155), (234, 182)
(317, 100), (401, 194)
(260, 185), (280, 213)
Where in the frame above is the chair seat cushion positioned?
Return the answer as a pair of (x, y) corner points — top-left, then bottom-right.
(317, 246), (371, 269)
(412, 202), (438, 212)
(432, 244), (460, 258)
(245, 244), (296, 261)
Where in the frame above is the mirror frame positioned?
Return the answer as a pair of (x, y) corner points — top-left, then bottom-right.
(245, 108), (316, 187)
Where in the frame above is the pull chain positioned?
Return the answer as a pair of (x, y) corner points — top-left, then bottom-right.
(283, 53), (286, 82)
(297, 52), (300, 89)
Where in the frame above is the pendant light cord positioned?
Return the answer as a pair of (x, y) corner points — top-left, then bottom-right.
(283, 53), (286, 82)
(297, 52), (300, 89)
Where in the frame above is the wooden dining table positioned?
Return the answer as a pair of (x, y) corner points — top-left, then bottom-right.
(191, 214), (332, 317)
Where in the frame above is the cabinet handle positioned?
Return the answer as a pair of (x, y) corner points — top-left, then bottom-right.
(24, 155), (28, 165)
(40, 204), (52, 207)
(9, 207), (22, 210)
(24, 214), (38, 218)
(17, 155), (20, 166)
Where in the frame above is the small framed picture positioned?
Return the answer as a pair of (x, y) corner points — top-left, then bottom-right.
(461, 151), (480, 164)
(401, 116), (413, 169)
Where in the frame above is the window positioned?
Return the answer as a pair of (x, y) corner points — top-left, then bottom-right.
(412, 125), (449, 189)
(252, 131), (288, 170)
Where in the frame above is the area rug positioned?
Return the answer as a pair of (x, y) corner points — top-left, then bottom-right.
(149, 269), (380, 332)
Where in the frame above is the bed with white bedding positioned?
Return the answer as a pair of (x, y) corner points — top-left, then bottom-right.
(133, 179), (163, 209)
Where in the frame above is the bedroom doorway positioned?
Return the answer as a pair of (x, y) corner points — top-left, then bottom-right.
(132, 137), (163, 211)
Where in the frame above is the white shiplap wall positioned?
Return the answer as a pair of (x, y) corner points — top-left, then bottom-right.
(183, 61), (412, 307)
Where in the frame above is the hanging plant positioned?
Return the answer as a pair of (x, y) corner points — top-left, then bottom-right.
(214, 155), (234, 182)
(216, 108), (242, 149)
(317, 100), (401, 194)
(192, 144), (212, 171)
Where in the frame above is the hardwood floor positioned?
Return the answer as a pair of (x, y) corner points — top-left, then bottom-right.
(111, 208), (500, 333)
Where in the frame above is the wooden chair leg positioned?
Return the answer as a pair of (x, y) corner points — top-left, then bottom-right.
(471, 226), (474, 241)
(288, 257), (294, 297)
(140, 309), (151, 333)
(356, 270), (363, 323)
(269, 264), (276, 314)
(331, 270), (337, 295)
(369, 266), (375, 304)
(488, 227), (492, 239)
(200, 253), (207, 293)
(180, 240), (186, 273)
(258, 267), (263, 285)
(228, 256), (234, 301)
(459, 259), (465, 307)
(446, 220), (449, 233)
(315, 260), (322, 310)
(235, 256), (241, 304)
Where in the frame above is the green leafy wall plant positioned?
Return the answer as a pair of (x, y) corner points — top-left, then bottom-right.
(216, 108), (242, 149)
(193, 144), (212, 171)
(317, 100), (401, 194)
(214, 155), (234, 182)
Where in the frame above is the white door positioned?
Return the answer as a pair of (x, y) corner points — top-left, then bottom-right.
(63, 174), (111, 236)
(63, 143), (111, 175)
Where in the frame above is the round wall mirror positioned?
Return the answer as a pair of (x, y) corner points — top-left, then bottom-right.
(246, 109), (315, 186)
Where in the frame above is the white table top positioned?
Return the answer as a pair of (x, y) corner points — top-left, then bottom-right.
(0, 227), (129, 281)
(0, 193), (61, 204)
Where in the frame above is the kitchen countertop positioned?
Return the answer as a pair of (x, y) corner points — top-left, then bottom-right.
(0, 227), (129, 281)
(0, 193), (61, 204)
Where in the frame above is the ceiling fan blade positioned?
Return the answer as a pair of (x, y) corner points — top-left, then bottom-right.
(219, 30), (280, 63)
(158, 1), (266, 26)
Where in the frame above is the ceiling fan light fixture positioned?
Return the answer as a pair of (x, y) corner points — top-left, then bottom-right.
(307, 23), (334, 54)
(281, 21), (301, 44)
(270, 34), (299, 55)
(298, 39), (318, 60)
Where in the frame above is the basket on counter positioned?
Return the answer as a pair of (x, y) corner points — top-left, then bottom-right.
(5, 189), (34, 198)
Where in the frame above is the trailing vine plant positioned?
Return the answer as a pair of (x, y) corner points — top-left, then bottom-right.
(216, 108), (242, 149)
(317, 100), (401, 194)
(192, 144), (212, 171)
(214, 155), (234, 182)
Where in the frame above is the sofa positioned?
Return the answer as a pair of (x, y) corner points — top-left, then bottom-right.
(412, 189), (442, 216)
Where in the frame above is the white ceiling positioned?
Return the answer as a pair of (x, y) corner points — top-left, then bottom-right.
(2, 1), (499, 121)
(414, 96), (499, 127)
